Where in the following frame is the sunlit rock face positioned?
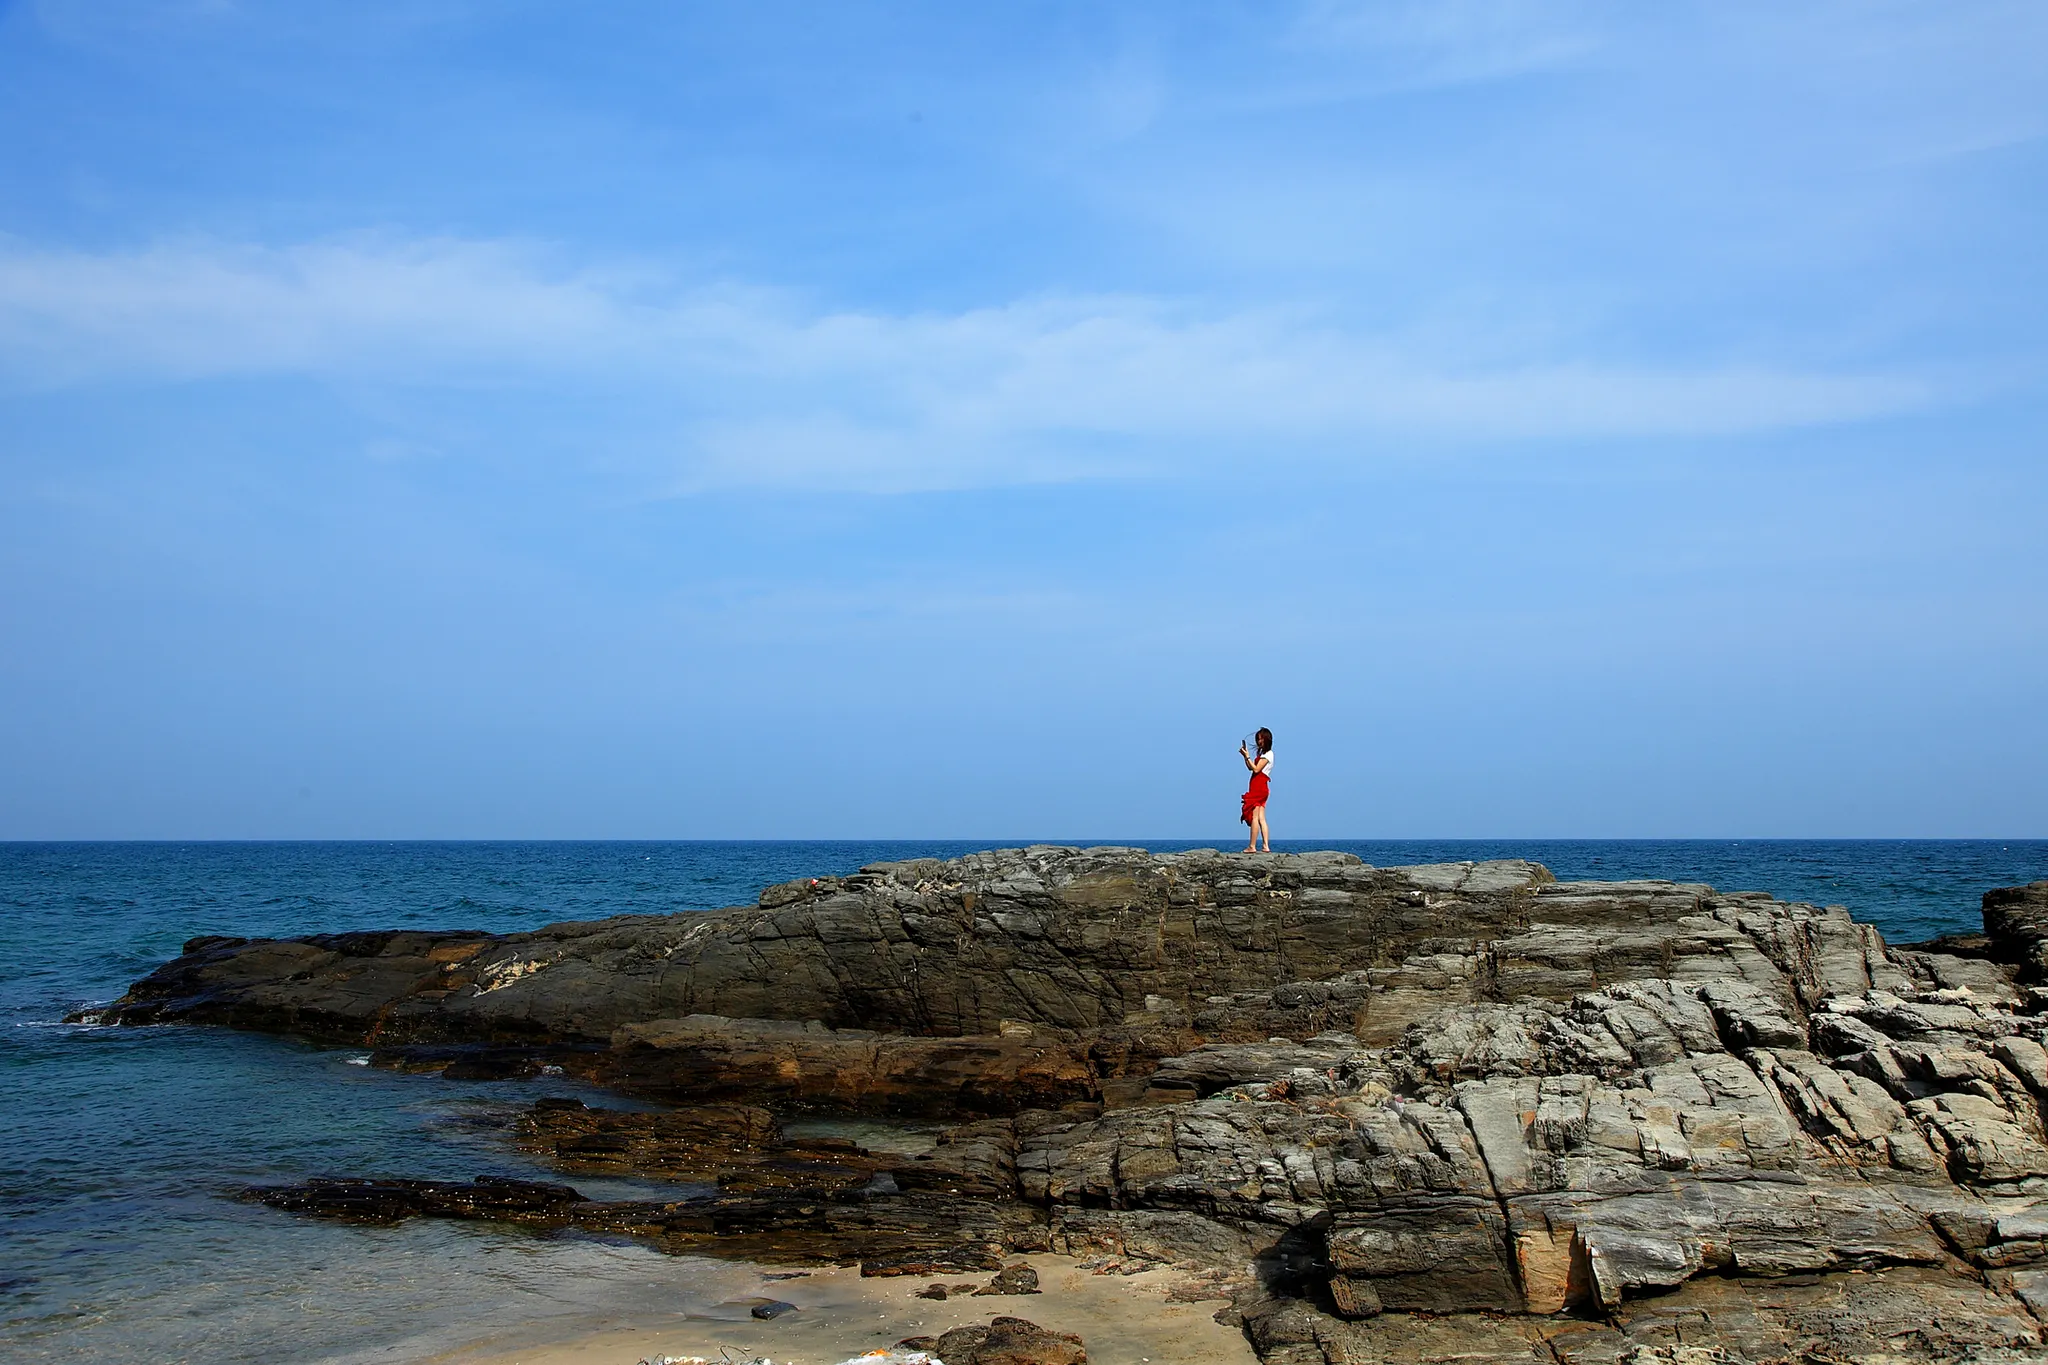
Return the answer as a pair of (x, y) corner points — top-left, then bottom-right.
(101, 853), (2048, 1363)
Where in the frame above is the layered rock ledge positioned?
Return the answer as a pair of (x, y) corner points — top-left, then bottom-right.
(91, 850), (2048, 1364)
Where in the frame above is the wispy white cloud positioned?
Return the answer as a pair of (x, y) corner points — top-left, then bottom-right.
(0, 236), (637, 379)
(1282, 0), (1599, 90)
(0, 236), (1932, 490)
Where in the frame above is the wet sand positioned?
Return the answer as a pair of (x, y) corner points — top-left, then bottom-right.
(435, 1254), (1257, 1365)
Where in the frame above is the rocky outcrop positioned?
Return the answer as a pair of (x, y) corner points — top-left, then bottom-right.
(100, 848), (2048, 1364)
(1986, 881), (2048, 983)
(95, 850), (1568, 1045)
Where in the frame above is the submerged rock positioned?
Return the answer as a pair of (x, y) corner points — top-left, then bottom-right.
(105, 848), (2048, 1364)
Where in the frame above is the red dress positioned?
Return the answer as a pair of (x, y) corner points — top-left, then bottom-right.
(1240, 767), (1270, 825)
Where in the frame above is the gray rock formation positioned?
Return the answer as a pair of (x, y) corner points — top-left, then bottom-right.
(95, 849), (2048, 1364)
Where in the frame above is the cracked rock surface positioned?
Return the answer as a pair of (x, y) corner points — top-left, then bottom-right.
(92, 855), (2048, 1363)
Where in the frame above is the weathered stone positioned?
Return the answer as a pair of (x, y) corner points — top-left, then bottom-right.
(246, 1174), (1045, 1267)
(102, 856), (2048, 1365)
(1328, 1203), (1521, 1311)
(1985, 882), (2048, 982)
(934, 1315), (1086, 1365)
(246, 1174), (586, 1224)
(591, 1014), (1101, 1116)
(509, 1096), (894, 1191)
(1911, 1091), (2048, 1184)
(972, 1262), (1040, 1295)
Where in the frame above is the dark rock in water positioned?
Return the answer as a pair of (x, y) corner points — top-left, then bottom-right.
(972, 1262), (1040, 1295)
(935, 1315), (1086, 1365)
(106, 852), (2048, 1364)
(368, 1042), (599, 1080)
(748, 1298), (797, 1319)
(246, 1173), (1046, 1266)
(245, 1175), (587, 1224)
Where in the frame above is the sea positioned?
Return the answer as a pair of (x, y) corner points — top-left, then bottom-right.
(4, 839), (2044, 1364)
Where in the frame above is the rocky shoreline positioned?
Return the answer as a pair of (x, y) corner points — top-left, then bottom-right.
(87, 847), (2048, 1363)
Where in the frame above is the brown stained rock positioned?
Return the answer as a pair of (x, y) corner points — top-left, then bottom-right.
(860, 1244), (1008, 1277)
(589, 1016), (1101, 1118)
(1327, 1274), (1381, 1320)
(508, 1096), (884, 1191)
(1328, 1204), (1521, 1313)
(935, 1316), (1086, 1365)
(972, 1262), (1040, 1295)
(248, 1175), (1045, 1267)
(892, 1117), (1020, 1198)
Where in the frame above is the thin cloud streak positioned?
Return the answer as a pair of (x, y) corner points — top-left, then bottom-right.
(1281, 0), (1599, 92)
(0, 236), (1932, 491)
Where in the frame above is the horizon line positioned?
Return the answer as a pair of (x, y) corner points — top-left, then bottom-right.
(3, 835), (2043, 846)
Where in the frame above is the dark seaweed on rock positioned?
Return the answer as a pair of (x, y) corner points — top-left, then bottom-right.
(104, 851), (2048, 1364)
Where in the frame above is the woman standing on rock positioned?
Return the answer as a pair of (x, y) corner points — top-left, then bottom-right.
(1239, 727), (1273, 852)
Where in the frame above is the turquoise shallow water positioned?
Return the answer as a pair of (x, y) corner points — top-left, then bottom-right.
(3, 839), (2044, 1363)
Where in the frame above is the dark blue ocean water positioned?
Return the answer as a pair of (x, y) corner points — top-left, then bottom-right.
(3, 839), (2044, 1364)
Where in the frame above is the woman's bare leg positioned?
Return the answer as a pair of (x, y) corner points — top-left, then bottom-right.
(1253, 806), (1271, 852)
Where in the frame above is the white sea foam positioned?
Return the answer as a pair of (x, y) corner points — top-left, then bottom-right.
(343, 1054), (370, 1066)
(33, 1010), (111, 1028)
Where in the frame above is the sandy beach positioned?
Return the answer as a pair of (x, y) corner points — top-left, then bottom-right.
(434, 1254), (1257, 1365)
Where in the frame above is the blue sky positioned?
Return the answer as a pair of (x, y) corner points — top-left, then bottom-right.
(1, 0), (2043, 838)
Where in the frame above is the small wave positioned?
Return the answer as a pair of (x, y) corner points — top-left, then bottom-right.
(17, 1011), (112, 1029)
(343, 1054), (371, 1066)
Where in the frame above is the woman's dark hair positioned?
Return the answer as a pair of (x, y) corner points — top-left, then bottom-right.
(1256, 728), (1272, 753)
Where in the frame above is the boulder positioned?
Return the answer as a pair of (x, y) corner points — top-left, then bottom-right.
(935, 1316), (1086, 1365)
